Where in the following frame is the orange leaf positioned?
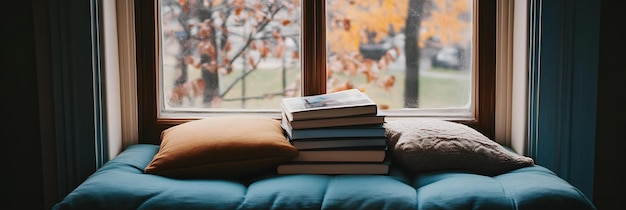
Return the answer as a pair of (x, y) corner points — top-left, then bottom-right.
(235, 6), (243, 15)
(379, 75), (395, 91)
(273, 29), (281, 40)
(363, 59), (374, 70)
(331, 81), (354, 93)
(378, 58), (388, 71)
(198, 26), (212, 38)
(223, 40), (232, 52)
(343, 19), (351, 31)
(345, 62), (357, 76)
(274, 45), (284, 58)
(255, 10), (266, 22)
(362, 69), (377, 83)
(385, 51), (395, 62)
(292, 51), (299, 59)
(326, 68), (334, 78)
(183, 55), (192, 64)
(260, 44), (269, 58)
(208, 45), (216, 58)
(225, 65), (233, 74)
(354, 53), (363, 61)
(179, 0), (188, 12)
(282, 19), (291, 26)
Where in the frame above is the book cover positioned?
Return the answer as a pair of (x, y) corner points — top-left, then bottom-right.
(276, 162), (390, 175)
(282, 117), (386, 140)
(290, 137), (388, 150)
(290, 149), (387, 162)
(281, 89), (378, 121)
(286, 114), (385, 129)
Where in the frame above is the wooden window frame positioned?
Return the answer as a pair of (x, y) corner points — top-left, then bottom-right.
(135, 0), (496, 144)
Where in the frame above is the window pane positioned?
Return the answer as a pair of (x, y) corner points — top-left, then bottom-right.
(325, 0), (473, 110)
(160, 0), (302, 111)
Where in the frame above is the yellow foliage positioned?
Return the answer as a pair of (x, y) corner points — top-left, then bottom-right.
(326, 0), (471, 52)
(326, 30), (360, 53)
(326, 0), (408, 54)
(421, 0), (471, 46)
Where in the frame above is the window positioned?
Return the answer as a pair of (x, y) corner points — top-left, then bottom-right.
(136, 0), (495, 144)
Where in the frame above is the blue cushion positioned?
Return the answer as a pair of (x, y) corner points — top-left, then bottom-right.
(239, 175), (417, 209)
(53, 144), (595, 210)
(413, 167), (594, 209)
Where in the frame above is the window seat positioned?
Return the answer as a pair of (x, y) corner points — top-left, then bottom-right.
(53, 144), (595, 210)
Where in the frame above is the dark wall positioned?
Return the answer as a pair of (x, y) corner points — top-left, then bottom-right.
(1, 1), (45, 209)
(593, 0), (626, 209)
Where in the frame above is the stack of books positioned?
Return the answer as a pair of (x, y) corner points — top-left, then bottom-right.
(277, 89), (389, 175)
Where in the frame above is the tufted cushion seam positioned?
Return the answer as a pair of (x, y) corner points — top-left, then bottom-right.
(320, 176), (334, 210)
(235, 185), (250, 210)
(493, 174), (519, 210)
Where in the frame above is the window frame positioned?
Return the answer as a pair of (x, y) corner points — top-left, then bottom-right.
(135, 0), (496, 144)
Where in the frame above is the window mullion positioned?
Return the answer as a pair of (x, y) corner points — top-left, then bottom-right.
(302, 0), (326, 96)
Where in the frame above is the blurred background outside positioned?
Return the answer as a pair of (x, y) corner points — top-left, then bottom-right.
(159, 0), (473, 111)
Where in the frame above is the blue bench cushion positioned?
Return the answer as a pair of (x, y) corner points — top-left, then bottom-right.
(53, 144), (595, 210)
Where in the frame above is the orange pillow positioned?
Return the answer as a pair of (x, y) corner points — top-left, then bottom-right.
(145, 115), (298, 179)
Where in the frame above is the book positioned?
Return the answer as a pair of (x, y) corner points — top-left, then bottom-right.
(286, 114), (385, 129)
(282, 117), (386, 140)
(277, 162), (390, 175)
(290, 137), (388, 150)
(281, 89), (378, 121)
(290, 149), (387, 162)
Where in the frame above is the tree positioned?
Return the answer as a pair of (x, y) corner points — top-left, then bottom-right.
(325, 0), (409, 109)
(326, 0), (470, 108)
(163, 0), (471, 109)
(404, 0), (426, 108)
(162, 0), (301, 108)
(421, 0), (472, 47)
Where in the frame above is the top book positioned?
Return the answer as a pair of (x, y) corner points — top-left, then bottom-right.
(281, 89), (378, 121)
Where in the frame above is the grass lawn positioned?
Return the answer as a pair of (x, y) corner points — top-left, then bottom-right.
(163, 64), (471, 110)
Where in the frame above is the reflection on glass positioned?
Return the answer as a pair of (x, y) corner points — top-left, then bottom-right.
(325, 0), (473, 109)
(160, 0), (302, 110)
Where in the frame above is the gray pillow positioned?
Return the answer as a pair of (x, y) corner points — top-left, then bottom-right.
(384, 119), (534, 176)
